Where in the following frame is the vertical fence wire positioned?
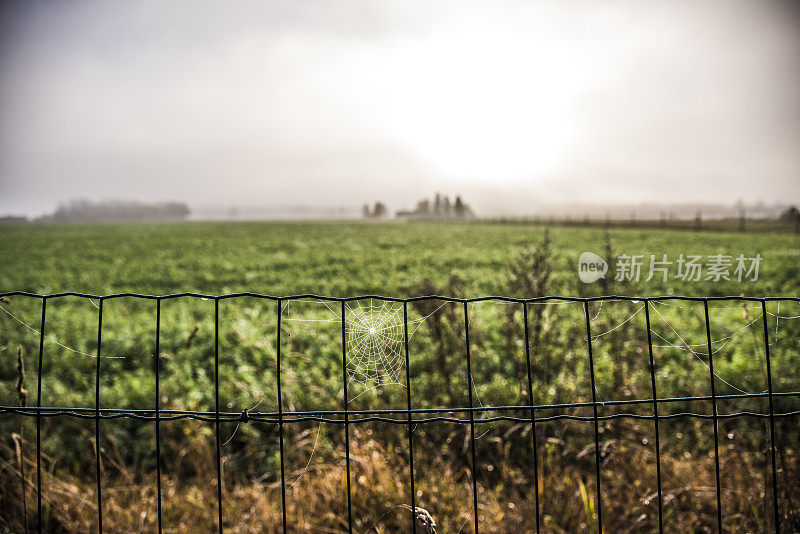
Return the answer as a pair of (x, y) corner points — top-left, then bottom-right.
(583, 301), (603, 534)
(761, 300), (780, 533)
(702, 300), (723, 534)
(95, 298), (104, 533)
(277, 299), (288, 533)
(35, 297), (46, 534)
(522, 302), (540, 533)
(463, 302), (480, 534)
(340, 301), (353, 533)
(214, 299), (223, 533)
(403, 302), (417, 533)
(155, 298), (163, 533)
(643, 300), (664, 533)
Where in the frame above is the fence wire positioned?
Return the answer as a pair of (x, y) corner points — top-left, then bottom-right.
(1, 292), (799, 533)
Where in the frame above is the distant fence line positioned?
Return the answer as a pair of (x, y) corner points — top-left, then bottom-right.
(478, 216), (800, 233)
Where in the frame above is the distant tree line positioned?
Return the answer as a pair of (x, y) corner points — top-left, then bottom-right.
(0, 216), (28, 225)
(37, 199), (190, 223)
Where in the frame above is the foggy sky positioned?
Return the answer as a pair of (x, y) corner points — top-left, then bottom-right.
(1, 0), (799, 217)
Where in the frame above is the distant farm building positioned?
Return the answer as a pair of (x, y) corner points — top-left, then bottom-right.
(396, 194), (476, 221)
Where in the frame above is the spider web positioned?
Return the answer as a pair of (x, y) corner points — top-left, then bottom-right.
(282, 298), (446, 389)
(345, 299), (406, 386)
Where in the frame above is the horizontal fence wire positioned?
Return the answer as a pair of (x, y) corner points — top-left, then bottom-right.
(1, 292), (798, 533)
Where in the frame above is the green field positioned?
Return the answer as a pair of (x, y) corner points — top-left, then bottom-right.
(1, 221), (799, 296)
(1, 222), (799, 532)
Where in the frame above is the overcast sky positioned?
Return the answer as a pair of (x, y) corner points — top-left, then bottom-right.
(1, 0), (799, 217)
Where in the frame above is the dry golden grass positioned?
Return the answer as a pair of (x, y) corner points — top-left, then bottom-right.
(3, 417), (798, 533)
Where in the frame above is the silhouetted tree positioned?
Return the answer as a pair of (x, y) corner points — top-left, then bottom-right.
(454, 196), (465, 218)
(780, 205), (800, 222)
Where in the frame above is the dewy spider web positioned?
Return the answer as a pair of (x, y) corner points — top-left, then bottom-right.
(345, 299), (405, 386)
(282, 298), (448, 389)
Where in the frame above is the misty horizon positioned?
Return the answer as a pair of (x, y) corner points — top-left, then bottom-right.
(2, 0), (799, 217)
(3, 195), (796, 223)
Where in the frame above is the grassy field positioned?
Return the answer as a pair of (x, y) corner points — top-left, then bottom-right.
(1, 221), (799, 532)
(1, 220), (799, 296)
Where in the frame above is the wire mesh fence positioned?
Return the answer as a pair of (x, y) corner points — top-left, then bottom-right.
(1, 292), (799, 533)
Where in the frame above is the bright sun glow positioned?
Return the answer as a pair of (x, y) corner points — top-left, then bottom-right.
(352, 8), (596, 182)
